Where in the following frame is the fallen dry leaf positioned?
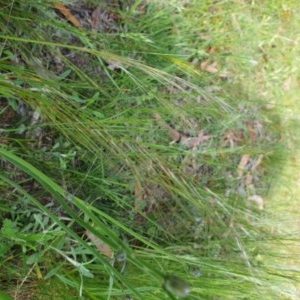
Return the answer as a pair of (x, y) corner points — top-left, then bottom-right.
(245, 120), (256, 143)
(245, 173), (253, 187)
(248, 195), (264, 210)
(152, 113), (181, 143)
(53, 3), (82, 28)
(200, 60), (219, 73)
(134, 180), (144, 211)
(200, 59), (230, 78)
(237, 154), (250, 177)
(251, 154), (264, 172)
(221, 129), (242, 148)
(91, 6), (102, 29)
(106, 59), (124, 70)
(86, 230), (113, 257)
(181, 131), (211, 148)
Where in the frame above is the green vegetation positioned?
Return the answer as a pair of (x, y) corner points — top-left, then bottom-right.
(0, 1), (299, 299)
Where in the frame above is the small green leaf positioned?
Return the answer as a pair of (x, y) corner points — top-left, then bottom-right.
(1, 219), (18, 237)
(91, 110), (105, 119)
(58, 69), (71, 80)
(44, 265), (62, 280)
(78, 264), (94, 278)
(0, 290), (13, 300)
(26, 252), (41, 264)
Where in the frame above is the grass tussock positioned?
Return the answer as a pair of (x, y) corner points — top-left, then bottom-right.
(0, 1), (298, 299)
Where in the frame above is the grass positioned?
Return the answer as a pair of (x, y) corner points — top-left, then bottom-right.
(0, 0), (299, 299)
